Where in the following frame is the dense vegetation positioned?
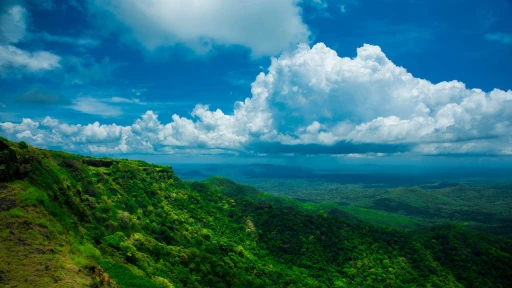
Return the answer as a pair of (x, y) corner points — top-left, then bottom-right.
(176, 164), (512, 237)
(1, 138), (512, 287)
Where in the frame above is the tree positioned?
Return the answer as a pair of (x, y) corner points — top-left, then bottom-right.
(19, 141), (28, 149)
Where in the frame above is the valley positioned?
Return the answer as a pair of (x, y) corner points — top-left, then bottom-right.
(175, 164), (512, 237)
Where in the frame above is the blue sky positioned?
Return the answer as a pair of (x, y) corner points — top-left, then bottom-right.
(1, 0), (512, 164)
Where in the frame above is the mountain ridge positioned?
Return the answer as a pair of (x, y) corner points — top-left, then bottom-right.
(1, 138), (511, 287)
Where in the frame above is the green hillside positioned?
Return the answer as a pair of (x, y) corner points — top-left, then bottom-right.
(1, 138), (511, 287)
(227, 177), (512, 237)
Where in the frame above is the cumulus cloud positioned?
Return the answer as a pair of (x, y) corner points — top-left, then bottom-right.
(0, 4), (61, 76)
(1, 43), (511, 156)
(89, 0), (310, 56)
(1, 118), (49, 145)
(254, 43), (511, 149)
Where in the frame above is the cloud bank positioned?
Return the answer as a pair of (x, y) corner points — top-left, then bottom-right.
(90, 0), (310, 56)
(1, 43), (512, 156)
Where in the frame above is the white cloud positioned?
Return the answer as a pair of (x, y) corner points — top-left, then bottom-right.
(485, 32), (512, 44)
(77, 122), (123, 143)
(302, 0), (332, 18)
(0, 4), (62, 76)
(110, 96), (145, 104)
(0, 5), (27, 43)
(0, 45), (61, 74)
(68, 97), (122, 116)
(247, 43), (512, 150)
(310, 0), (328, 9)
(1, 42), (512, 156)
(0, 118), (51, 145)
(66, 96), (146, 117)
(41, 117), (79, 135)
(90, 0), (310, 56)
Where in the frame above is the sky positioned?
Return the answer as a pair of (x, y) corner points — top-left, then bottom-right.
(1, 0), (512, 166)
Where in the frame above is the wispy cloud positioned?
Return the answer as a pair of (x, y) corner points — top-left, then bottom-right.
(0, 45), (61, 76)
(301, 0), (358, 18)
(62, 55), (122, 85)
(110, 97), (146, 105)
(339, 0), (360, 15)
(0, 5), (27, 43)
(68, 97), (122, 116)
(33, 32), (101, 47)
(485, 32), (512, 44)
(131, 89), (148, 96)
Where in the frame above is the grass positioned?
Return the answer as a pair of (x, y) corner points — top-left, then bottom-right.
(0, 183), (96, 287)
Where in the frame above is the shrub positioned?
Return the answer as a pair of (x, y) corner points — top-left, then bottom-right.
(19, 141), (28, 149)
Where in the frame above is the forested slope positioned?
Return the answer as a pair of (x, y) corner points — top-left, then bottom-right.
(1, 138), (511, 287)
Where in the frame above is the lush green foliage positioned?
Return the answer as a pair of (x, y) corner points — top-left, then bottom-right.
(185, 168), (512, 236)
(1, 138), (512, 287)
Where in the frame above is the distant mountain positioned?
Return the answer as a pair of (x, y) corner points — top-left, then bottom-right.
(1, 138), (511, 287)
(178, 169), (210, 179)
(174, 163), (316, 181)
(237, 163), (315, 179)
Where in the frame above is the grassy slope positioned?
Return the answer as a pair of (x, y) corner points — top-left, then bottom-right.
(1, 138), (512, 287)
(0, 183), (111, 287)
